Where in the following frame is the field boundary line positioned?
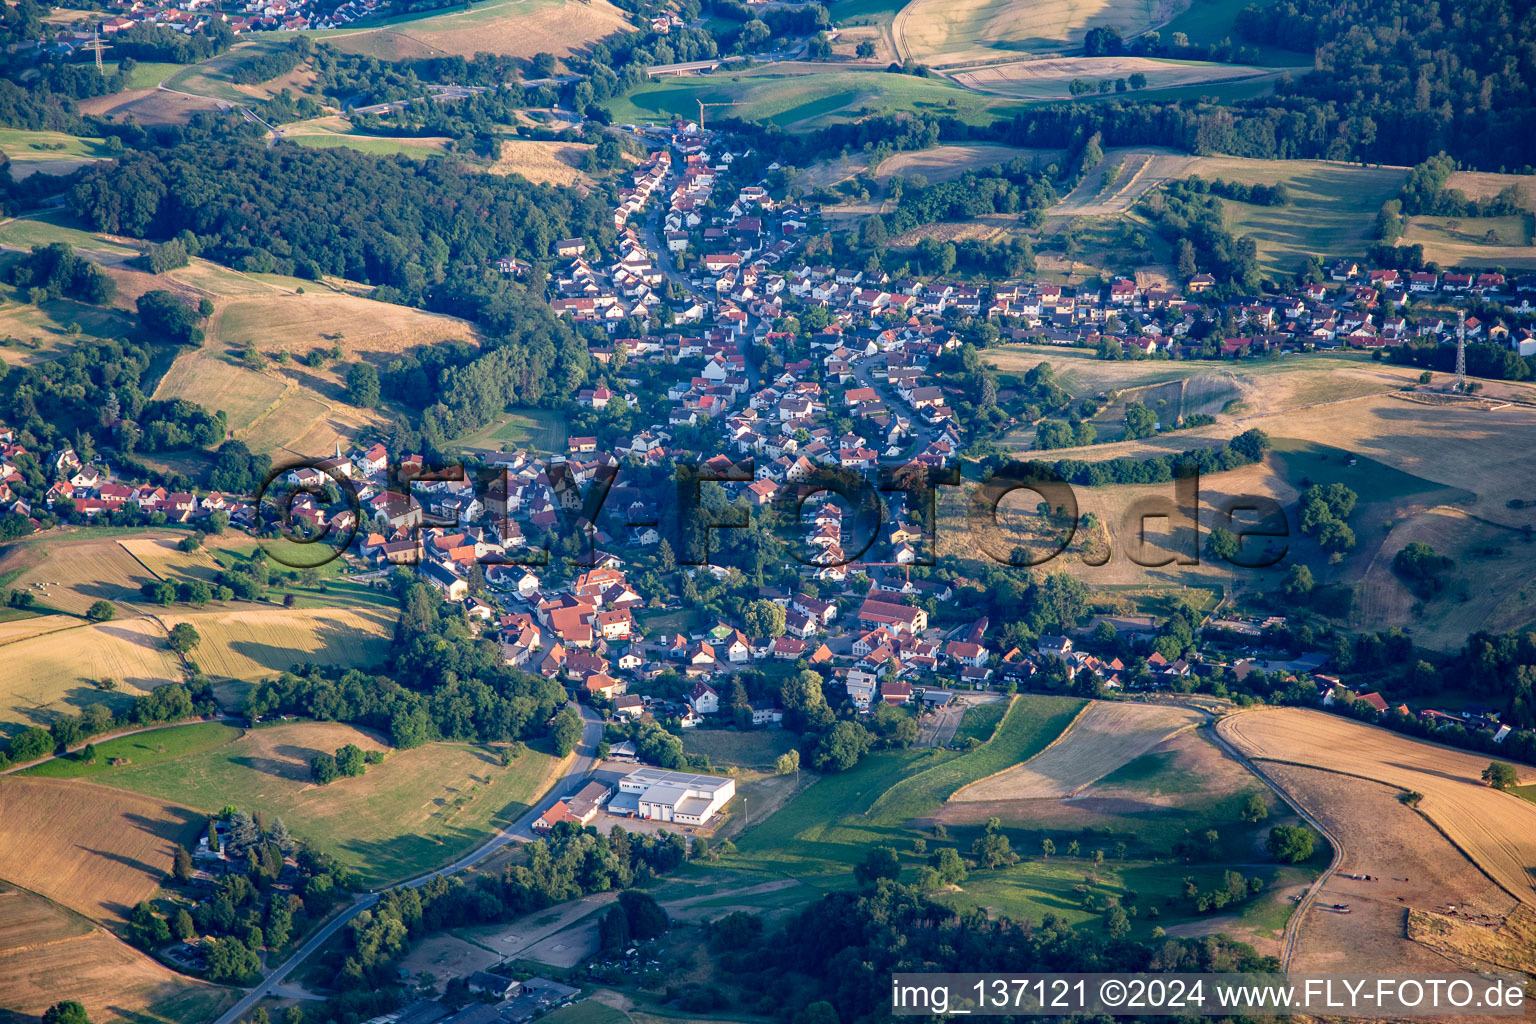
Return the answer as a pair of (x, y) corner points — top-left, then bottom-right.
(0, 617), (89, 648)
(117, 539), (170, 583)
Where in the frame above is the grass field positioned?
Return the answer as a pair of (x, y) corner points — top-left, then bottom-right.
(1221, 708), (1536, 905)
(953, 56), (1270, 100)
(609, 65), (1019, 130)
(0, 777), (204, 923)
(289, 132), (451, 158)
(325, 0), (631, 60)
(1175, 157), (1409, 277)
(0, 289), (138, 365)
(874, 143), (1063, 184)
(681, 729), (798, 770)
(955, 701), (1007, 744)
(953, 701), (1203, 801)
(0, 210), (141, 263)
(1445, 170), (1536, 209)
(19, 721), (244, 779)
(0, 128), (115, 179)
(0, 885), (235, 1024)
(97, 721), (568, 885)
(895, 0), (1182, 65)
(867, 695), (1087, 822)
(118, 536), (226, 585)
(452, 409), (569, 453)
(159, 605), (395, 683)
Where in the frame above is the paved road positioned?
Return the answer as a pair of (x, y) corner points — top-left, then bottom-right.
(211, 704), (605, 1024)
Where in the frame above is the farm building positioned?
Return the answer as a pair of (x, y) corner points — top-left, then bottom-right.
(531, 781), (613, 832)
(610, 767), (735, 825)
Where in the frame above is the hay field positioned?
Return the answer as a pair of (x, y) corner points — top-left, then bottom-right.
(1400, 214), (1536, 270)
(158, 605), (395, 682)
(895, 0), (1183, 65)
(152, 350), (290, 435)
(0, 777), (204, 922)
(212, 288), (478, 361)
(952, 702), (1204, 801)
(77, 86), (227, 125)
(0, 886), (233, 1024)
(1353, 507), (1536, 650)
(953, 56), (1265, 99)
(0, 619), (183, 737)
(0, 290), (138, 365)
(486, 139), (593, 185)
(102, 721), (568, 885)
(2, 535), (160, 615)
(1219, 708), (1536, 905)
(1445, 171), (1536, 209)
(329, 0), (631, 60)
(874, 143), (1062, 183)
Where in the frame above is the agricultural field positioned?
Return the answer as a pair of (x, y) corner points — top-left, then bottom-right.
(0, 128), (115, 180)
(211, 286), (478, 363)
(894, 0), (1184, 66)
(1251, 761), (1519, 976)
(1219, 708), (1536, 905)
(952, 701), (1204, 801)
(77, 86), (227, 125)
(146, 350), (290, 436)
(1445, 170), (1536, 208)
(0, 886), (233, 1024)
(1399, 214), (1536, 270)
(609, 65), (1019, 130)
(952, 57), (1271, 101)
(0, 619), (184, 739)
(97, 721), (568, 885)
(0, 777), (204, 923)
(118, 536), (225, 585)
(286, 129), (452, 160)
(325, 0), (632, 61)
(157, 605), (395, 685)
(1047, 148), (1202, 219)
(873, 143), (1063, 184)
(486, 139), (595, 185)
(451, 409), (570, 453)
(19, 721), (245, 779)
(0, 210), (141, 264)
(0, 534), (163, 615)
(159, 41), (320, 105)
(1181, 156), (1409, 276)
(681, 729), (798, 770)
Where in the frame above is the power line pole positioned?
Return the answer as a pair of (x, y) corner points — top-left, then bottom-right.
(1455, 308), (1467, 393)
(82, 26), (112, 77)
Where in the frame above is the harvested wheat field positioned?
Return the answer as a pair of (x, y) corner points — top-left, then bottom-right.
(159, 605), (395, 682)
(0, 777), (204, 923)
(487, 140), (593, 185)
(0, 886), (233, 1024)
(1, 535), (159, 615)
(1249, 760), (1517, 978)
(153, 350), (289, 435)
(118, 535), (225, 585)
(0, 619), (183, 735)
(953, 702), (1204, 801)
(953, 57), (1266, 100)
(1220, 708), (1536, 904)
(895, 0), (1181, 65)
(0, 613), (77, 647)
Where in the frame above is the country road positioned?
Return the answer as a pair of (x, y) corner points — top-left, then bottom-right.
(210, 703), (605, 1024)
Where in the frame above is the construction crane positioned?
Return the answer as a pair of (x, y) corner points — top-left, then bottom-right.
(696, 99), (741, 132)
(80, 26), (112, 77)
